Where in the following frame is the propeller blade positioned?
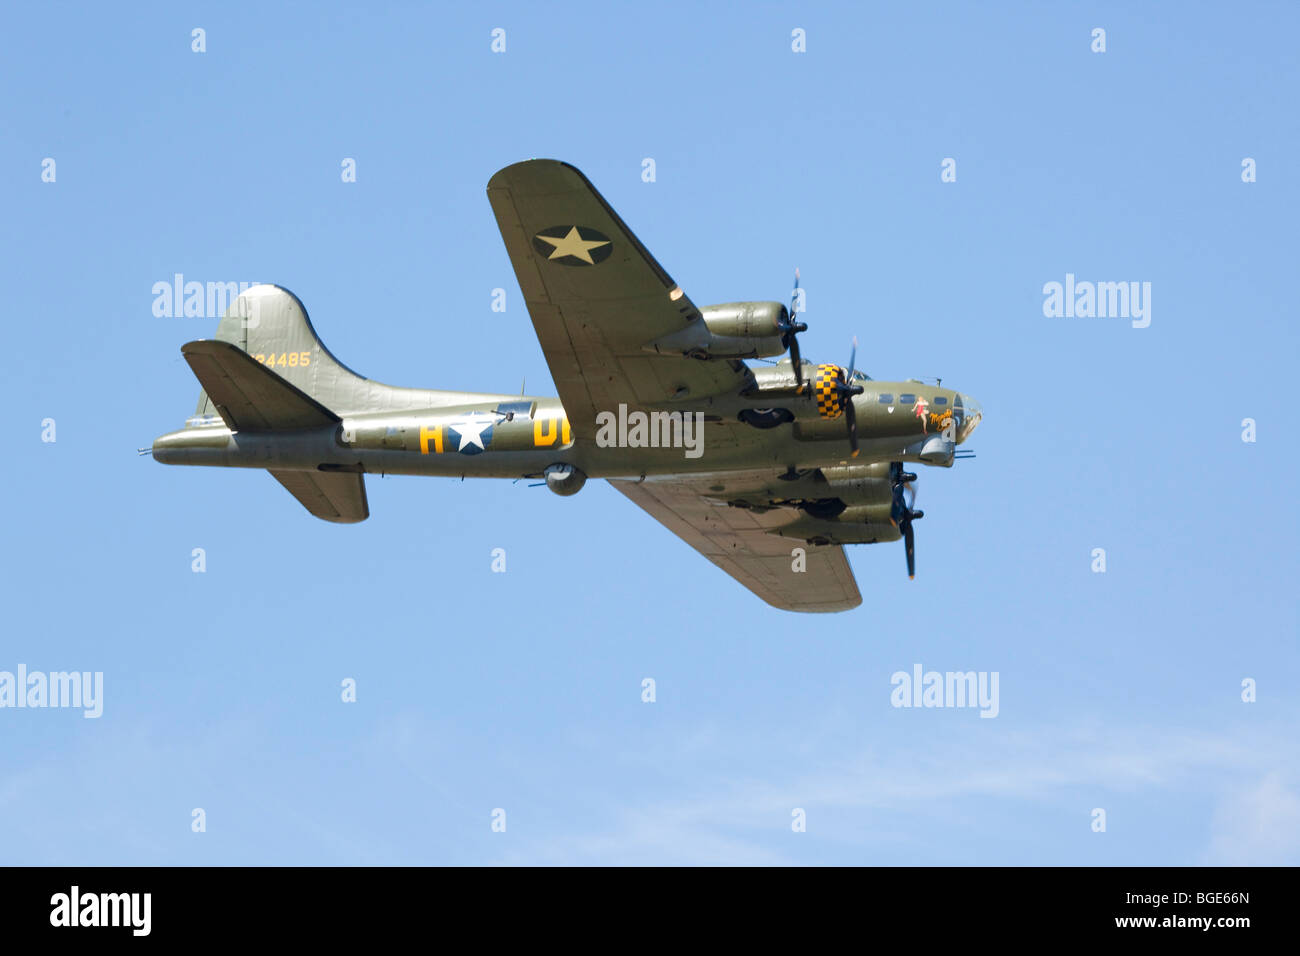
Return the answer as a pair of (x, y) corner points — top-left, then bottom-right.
(904, 522), (916, 579)
(787, 268), (805, 388)
(845, 336), (857, 382)
(845, 399), (859, 457)
(888, 462), (920, 578)
(889, 467), (906, 526)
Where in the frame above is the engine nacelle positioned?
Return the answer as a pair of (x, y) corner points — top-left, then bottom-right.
(544, 463), (586, 496)
(699, 301), (789, 358)
(817, 463), (895, 505)
(774, 504), (902, 546)
(644, 302), (789, 360)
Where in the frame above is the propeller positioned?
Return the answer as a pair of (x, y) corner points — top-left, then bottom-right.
(889, 462), (924, 579)
(780, 268), (810, 388)
(835, 338), (865, 457)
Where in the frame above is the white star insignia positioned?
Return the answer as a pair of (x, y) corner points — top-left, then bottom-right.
(452, 417), (491, 452)
(535, 226), (611, 264)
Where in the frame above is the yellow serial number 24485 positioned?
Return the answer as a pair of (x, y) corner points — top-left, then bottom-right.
(254, 352), (311, 368)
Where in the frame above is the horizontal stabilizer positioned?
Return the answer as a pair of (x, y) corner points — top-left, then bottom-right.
(181, 340), (339, 431)
(269, 469), (369, 523)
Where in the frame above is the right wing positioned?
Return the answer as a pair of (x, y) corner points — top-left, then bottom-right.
(487, 159), (753, 439)
(609, 475), (862, 613)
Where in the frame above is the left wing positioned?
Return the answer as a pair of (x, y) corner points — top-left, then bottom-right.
(487, 160), (753, 438)
(609, 475), (861, 613)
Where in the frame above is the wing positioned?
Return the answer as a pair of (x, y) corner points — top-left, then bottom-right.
(609, 475), (862, 613)
(487, 159), (752, 439)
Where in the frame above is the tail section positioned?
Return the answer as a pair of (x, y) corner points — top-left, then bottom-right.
(173, 288), (374, 524)
(167, 283), (480, 525)
(195, 284), (372, 418)
(187, 283), (490, 424)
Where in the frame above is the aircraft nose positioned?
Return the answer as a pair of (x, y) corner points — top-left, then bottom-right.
(955, 394), (982, 443)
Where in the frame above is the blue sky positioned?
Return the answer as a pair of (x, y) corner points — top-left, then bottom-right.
(1, 1), (1297, 865)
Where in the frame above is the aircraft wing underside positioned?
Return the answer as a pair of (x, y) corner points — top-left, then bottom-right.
(608, 473), (862, 613)
(486, 160), (753, 439)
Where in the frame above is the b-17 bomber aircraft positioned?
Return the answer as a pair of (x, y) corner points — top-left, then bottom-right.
(152, 160), (982, 612)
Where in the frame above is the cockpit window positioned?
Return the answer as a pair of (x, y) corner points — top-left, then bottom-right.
(877, 393), (893, 404)
(851, 370), (871, 382)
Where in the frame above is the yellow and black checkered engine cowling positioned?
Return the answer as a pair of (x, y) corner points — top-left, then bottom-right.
(813, 364), (846, 419)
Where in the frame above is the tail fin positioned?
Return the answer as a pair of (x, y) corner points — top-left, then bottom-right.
(194, 284), (372, 418)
